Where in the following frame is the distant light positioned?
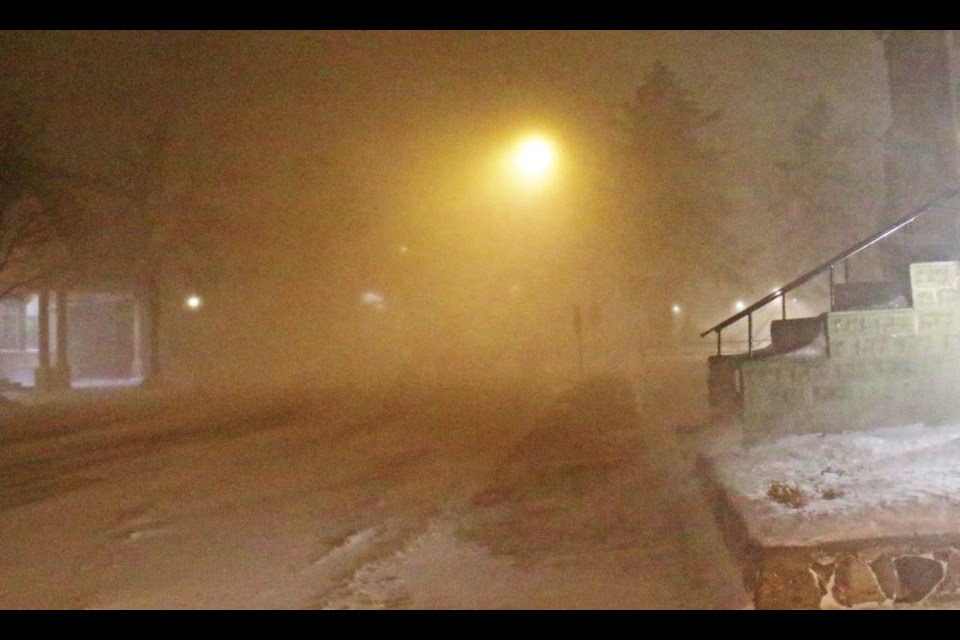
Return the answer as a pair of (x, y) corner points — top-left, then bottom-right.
(671, 304), (682, 316)
(185, 294), (202, 310)
(398, 245), (409, 255)
(734, 300), (746, 312)
(361, 291), (385, 311)
(515, 136), (554, 178)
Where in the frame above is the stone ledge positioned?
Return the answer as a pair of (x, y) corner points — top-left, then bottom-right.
(753, 538), (960, 609)
(697, 453), (960, 610)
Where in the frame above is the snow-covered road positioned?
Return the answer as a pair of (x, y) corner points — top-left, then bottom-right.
(0, 375), (749, 609)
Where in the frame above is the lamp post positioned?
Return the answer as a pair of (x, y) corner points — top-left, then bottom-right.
(505, 133), (584, 378)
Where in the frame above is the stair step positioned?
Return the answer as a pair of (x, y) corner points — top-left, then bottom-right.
(833, 280), (910, 311)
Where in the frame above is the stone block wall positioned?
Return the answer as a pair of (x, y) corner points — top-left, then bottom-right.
(741, 262), (960, 441)
(755, 540), (960, 609)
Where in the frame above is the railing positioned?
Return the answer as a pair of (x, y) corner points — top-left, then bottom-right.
(700, 188), (960, 357)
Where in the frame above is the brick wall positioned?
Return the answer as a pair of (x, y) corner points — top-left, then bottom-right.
(742, 262), (960, 441)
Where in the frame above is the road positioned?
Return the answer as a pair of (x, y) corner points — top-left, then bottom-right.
(0, 371), (749, 609)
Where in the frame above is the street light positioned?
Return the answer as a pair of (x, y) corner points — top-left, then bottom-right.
(501, 131), (586, 378)
(504, 134), (559, 193)
(515, 136), (555, 178)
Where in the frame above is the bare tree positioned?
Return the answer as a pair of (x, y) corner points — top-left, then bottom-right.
(0, 101), (74, 299)
(87, 113), (227, 383)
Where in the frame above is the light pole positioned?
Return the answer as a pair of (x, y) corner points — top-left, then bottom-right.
(504, 133), (584, 379)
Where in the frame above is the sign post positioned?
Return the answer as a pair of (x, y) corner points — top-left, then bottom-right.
(573, 303), (584, 378)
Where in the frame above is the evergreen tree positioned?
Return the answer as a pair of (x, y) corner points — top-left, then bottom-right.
(777, 96), (851, 263)
(611, 61), (735, 344)
(774, 95), (882, 279)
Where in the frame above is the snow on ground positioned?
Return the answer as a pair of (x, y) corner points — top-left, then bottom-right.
(708, 423), (960, 547)
(0, 371), (750, 609)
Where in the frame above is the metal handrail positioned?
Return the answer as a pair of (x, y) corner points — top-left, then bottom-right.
(701, 187), (960, 356)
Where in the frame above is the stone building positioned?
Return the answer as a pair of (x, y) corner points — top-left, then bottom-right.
(707, 31), (960, 431)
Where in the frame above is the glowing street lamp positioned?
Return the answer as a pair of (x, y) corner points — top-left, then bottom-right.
(514, 135), (555, 179)
(185, 294), (203, 311)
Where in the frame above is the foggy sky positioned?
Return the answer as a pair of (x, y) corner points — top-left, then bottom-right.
(0, 31), (892, 385)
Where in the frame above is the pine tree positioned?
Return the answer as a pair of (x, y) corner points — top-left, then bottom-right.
(774, 95), (881, 278)
(612, 61), (734, 344)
